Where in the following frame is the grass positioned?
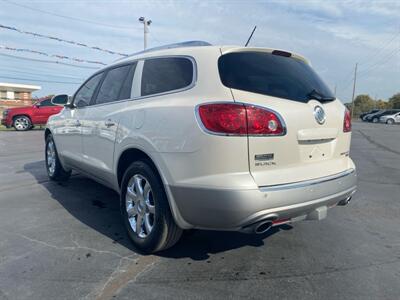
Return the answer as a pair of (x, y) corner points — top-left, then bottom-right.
(0, 125), (45, 131)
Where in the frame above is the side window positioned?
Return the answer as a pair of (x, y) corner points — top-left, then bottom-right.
(141, 57), (193, 97)
(39, 99), (54, 107)
(95, 64), (136, 105)
(73, 73), (103, 108)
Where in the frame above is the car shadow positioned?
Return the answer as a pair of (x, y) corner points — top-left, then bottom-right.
(24, 160), (291, 260)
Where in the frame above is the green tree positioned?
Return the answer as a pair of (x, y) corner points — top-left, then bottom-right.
(352, 94), (375, 116)
(388, 93), (400, 109)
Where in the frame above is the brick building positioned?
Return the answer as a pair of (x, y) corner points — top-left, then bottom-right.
(0, 82), (41, 101)
(0, 83), (41, 122)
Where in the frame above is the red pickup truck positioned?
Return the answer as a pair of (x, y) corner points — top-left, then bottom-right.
(1, 98), (63, 131)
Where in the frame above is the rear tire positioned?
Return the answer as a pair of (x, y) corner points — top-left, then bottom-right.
(120, 160), (182, 253)
(45, 134), (71, 181)
(13, 116), (31, 131)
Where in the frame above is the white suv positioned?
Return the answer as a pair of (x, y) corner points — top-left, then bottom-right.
(46, 42), (357, 253)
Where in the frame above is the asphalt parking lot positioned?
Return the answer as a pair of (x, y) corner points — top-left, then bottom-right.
(0, 122), (399, 300)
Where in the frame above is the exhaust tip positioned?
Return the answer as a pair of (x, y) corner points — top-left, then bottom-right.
(338, 196), (352, 206)
(254, 221), (273, 234)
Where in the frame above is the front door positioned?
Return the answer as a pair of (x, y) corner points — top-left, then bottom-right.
(55, 72), (104, 168)
(33, 99), (61, 124)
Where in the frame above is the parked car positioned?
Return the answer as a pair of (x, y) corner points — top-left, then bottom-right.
(1, 98), (63, 131)
(360, 109), (379, 121)
(380, 111), (400, 124)
(46, 42), (357, 253)
(367, 109), (400, 123)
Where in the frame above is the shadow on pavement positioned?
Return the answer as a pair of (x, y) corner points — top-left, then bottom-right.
(24, 160), (290, 260)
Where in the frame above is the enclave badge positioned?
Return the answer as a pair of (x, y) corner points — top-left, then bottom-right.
(314, 106), (326, 125)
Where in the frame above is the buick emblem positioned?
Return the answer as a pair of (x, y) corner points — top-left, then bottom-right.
(314, 106), (326, 125)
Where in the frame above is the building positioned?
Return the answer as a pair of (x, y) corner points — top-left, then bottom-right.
(0, 83), (41, 122)
(0, 82), (41, 101)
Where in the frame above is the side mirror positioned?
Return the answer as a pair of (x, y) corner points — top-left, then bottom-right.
(51, 94), (70, 107)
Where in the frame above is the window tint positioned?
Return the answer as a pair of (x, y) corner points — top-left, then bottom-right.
(74, 73), (103, 108)
(39, 99), (54, 106)
(141, 57), (193, 96)
(95, 64), (136, 105)
(218, 52), (334, 103)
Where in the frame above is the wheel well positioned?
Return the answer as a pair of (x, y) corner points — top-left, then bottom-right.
(12, 114), (32, 123)
(117, 148), (161, 188)
(44, 128), (52, 140)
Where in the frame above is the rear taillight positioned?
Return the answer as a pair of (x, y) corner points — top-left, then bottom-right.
(343, 109), (351, 132)
(197, 103), (285, 136)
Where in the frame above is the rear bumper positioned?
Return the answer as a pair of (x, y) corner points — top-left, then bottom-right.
(169, 169), (357, 230)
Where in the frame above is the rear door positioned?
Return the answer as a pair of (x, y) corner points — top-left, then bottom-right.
(80, 62), (137, 183)
(219, 49), (352, 186)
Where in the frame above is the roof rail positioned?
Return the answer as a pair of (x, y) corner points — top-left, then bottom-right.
(115, 41), (212, 62)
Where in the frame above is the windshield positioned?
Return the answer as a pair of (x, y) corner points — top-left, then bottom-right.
(218, 51), (335, 103)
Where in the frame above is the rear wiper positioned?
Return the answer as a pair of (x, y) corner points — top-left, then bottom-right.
(307, 89), (336, 102)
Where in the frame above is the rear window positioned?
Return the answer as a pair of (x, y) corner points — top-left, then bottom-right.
(218, 52), (334, 103)
(141, 57), (193, 97)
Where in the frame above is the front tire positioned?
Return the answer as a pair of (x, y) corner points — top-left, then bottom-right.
(120, 160), (182, 253)
(13, 116), (31, 131)
(45, 134), (71, 181)
(387, 119), (394, 125)
(372, 117), (379, 123)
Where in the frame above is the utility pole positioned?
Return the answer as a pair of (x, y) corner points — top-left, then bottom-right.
(334, 84), (337, 97)
(350, 63), (358, 118)
(139, 17), (152, 49)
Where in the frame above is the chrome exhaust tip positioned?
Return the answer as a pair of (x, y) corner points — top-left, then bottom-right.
(254, 221), (273, 234)
(338, 196), (352, 206)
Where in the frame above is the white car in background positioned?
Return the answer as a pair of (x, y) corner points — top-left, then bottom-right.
(380, 112), (400, 124)
(46, 41), (357, 253)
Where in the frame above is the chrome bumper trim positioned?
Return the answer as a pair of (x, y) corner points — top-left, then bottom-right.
(260, 169), (356, 192)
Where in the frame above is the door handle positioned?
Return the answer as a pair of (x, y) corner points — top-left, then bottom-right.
(105, 119), (115, 128)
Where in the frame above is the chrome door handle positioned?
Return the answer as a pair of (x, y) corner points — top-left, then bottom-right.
(105, 119), (115, 128)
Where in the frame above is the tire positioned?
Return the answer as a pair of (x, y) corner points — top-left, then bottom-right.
(120, 160), (182, 253)
(387, 119), (395, 125)
(13, 115), (31, 131)
(372, 117), (378, 123)
(45, 134), (71, 181)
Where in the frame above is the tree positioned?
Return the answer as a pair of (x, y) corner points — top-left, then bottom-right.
(388, 93), (400, 109)
(352, 94), (375, 116)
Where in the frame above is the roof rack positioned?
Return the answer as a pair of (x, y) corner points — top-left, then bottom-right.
(115, 41), (212, 62)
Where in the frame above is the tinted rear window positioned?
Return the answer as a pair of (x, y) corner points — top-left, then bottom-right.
(218, 52), (334, 102)
(141, 57), (193, 96)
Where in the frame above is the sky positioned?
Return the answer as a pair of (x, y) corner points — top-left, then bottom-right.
(0, 0), (399, 103)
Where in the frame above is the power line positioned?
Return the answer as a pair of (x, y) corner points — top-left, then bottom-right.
(0, 75), (81, 84)
(0, 24), (128, 57)
(0, 67), (85, 80)
(0, 53), (100, 69)
(1, 0), (135, 30)
(0, 45), (106, 65)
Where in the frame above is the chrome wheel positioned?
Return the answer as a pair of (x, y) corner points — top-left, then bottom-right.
(46, 140), (56, 176)
(125, 174), (155, 238)
(14, 117), (30, 130)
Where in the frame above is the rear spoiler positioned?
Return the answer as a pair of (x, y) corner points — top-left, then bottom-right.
(219, 46), (311, 65)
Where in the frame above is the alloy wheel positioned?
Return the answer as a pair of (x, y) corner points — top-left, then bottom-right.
(46, 140), (56, 176)
(125, 174), (155, 238)
(14, 117), (29, 130)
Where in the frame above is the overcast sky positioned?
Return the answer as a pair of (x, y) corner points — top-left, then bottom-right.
(0, 0), (399, 102)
